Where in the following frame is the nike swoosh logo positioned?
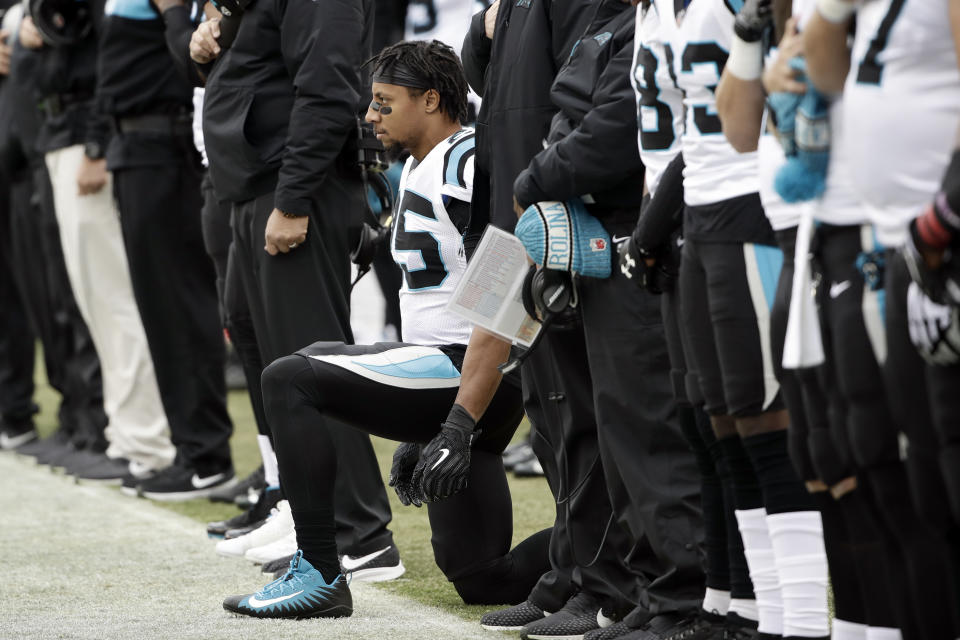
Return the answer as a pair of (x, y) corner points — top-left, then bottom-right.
(191, 472), (226, 489)
(829, 281), (852, 299)
(247, 590), (304, 608)
(0, 431), (34, 449)
(342, 546), (390, 571)
(612, 235), (629, 245)
(431, 448), (451, 471)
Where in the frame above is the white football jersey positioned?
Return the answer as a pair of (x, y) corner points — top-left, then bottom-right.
(391, 128), (476, 347)
(632, 1), (685, 195)
(843, 0), (960, 246)
(406, 0), (487, 117)
(664, 0), (760, 206)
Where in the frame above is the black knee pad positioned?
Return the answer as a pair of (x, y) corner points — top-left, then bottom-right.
(905, 448), (955, 534)
(846, 404), (900, 470)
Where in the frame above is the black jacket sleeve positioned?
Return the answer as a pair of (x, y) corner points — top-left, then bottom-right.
(461, 7), (491, 97)
(161, 4), (205, 87)
(512, 30), (642, 208)
(633, 153), (685, 250)
(274, 0), (366, 216)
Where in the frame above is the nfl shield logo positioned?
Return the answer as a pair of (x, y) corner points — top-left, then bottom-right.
(590, 238), (606, 251)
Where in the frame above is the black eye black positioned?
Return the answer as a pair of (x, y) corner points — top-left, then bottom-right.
(370, 100), (392, 115)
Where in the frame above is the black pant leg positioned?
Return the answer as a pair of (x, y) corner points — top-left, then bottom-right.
(0, 175), (37, 429)
(522, 341), (577, 612)
(580, 238), (705, 618)
(523, 327), (640, 616)
(113, 148), (233, 474)
(231, 178), (393, 557)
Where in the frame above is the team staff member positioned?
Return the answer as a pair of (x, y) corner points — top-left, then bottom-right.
(198, 0), (396, 563)
(460, 0), (596, 632)
(17, 6), (176, 482)
(511, 3), (706, 639)
(223, 40), (550, 619)
(96, 0), (235, 499)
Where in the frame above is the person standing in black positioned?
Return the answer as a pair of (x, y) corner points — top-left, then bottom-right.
(96, 0), (235, 499)
(197, 0), (396, 562)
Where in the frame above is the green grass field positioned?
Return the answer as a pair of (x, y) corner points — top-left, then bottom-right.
(29, 352), (555, 623)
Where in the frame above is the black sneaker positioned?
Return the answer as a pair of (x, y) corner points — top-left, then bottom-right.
(482, 600), (549, 631)
(0, 420), (38, 450)
(207, 486), (282, 538)
(138, 463), (237, 501)
(74, 455), (131, 485)
(585, 622), (636, 640)
(209, 465), (264, 504)
(724, 613), (759, 640)
(17, 429), (69, 460)
(223, 550), (352, 619)
(522, 591), (603, 640)
(263, 553), (296, 576)
(340, 544), (405, 582)
(62, 449), (110, 475)
(617, 613), (722, 640)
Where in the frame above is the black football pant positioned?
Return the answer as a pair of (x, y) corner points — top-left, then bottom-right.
(0, 175), (37, 432)
(112, 137), (233, 476)
(229, 176), (393, 557)
(199, 172), (269, 439)
(883, 248), (960, 638)
(262, 342), (548, 602)
(10, 164), (105, 446)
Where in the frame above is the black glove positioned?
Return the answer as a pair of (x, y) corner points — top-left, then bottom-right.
(411, 404), (476, 502)
(618, 235), (678, 294)
(734, 0), (773, 42)
(388, 442), (423, 507)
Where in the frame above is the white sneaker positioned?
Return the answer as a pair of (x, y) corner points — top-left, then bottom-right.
(216, 500), (293, 558)
(244, 529), (298, 565)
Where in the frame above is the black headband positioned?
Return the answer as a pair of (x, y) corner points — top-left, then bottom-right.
(372, 62), (432, 91)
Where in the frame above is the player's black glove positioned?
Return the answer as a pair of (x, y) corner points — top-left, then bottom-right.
(906, 281), (960, 365)
(734, 0), (773, 42)
(412, 404), (476, 502)
(388, 442), (423, 507)
(618, 235), (678, 294)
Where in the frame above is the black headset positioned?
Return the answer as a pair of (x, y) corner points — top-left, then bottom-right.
(349, 121), (394, 288)
(499, 265), (580, 374)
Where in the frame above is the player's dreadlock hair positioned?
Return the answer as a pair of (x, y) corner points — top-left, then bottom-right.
(369, 40), (470, 125)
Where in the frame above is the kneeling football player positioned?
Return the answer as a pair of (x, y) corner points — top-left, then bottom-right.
(222, 40), (549, 620)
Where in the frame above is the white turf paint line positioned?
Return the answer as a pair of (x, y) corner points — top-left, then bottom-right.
(0, 453), (503, 640)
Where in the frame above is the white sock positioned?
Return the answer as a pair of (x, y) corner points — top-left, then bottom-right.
(866, 627), (902, 640)
(833, 620), (868, 640)
(729, 598), (759, 622)
(736, 508), (784, 635)
(702, 588), (731, 616)
(767, 511), (830, 638)
(257, 435), (281, 488)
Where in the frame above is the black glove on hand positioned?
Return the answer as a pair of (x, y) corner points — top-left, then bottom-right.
(618, 235), (678, 294)
(388, 442), (423, 507)
(412, 404), (476, 502)
(734, 0), (773, 42)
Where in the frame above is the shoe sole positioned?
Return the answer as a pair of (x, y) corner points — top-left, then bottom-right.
(524, 634), (587, 640)
(482, 624), (528, 631)
(223, 603), (352, 620)
(120, 486), (140, 497)
(141, 477), (239, 502)
(348, 561), (405, 583)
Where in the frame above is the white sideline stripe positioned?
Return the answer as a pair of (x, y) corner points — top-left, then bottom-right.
(0, 453), (500, 640)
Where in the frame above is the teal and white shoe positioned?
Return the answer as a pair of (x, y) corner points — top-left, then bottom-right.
(223, 550), (352, 619)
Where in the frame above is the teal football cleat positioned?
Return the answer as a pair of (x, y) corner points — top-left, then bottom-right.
(223, 550), (352, 619)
